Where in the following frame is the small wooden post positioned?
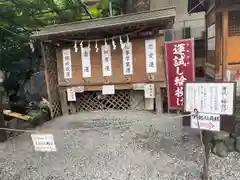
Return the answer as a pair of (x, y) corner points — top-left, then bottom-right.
(59, 88), (69, 115)
(202, 131), (212, 180)
(155, 85), (163, 115)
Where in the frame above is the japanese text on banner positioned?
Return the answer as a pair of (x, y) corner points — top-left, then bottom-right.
(62, 49), (72, 79)
(101, 45), (112, 77)
(145, 39), (157, 73)
(173, 43), (187, 106)
(165, 39), (195, 109)
(122, 42), (133, 75)
(81, 47), (91, 78)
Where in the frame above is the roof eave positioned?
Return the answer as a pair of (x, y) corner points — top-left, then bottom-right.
(31, 7), (176, 40)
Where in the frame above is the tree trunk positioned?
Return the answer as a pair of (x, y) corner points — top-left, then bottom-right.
(121, 0), (150, 14)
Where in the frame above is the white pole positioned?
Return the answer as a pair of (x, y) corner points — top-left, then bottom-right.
(109, 0), (113, 16)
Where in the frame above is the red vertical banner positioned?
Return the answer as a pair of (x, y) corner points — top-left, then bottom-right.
(165, 39), (195, 109)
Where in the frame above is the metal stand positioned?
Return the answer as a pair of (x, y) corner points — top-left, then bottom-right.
(194, 109), (211, 180)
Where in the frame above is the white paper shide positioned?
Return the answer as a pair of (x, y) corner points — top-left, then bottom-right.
(122, 42), (133, 75)
(67, 88), (76, 101)
(31, 134), (57, 152)
(101, 45), (112, 77)
(144, 84), (155, 98)
(191, 113), (220, 132)
(185, 83), (234, 115)
(102, 85), (115, 95)
(145, 39), (157, 73)
(62, 49), (72, 79)
(81, 47), (91, 78)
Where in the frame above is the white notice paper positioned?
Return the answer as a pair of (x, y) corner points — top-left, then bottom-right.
(101, 45), (112, 77)
(145, 39), (157, 73)
(67, 88), (76, 101)
(122, 42), (133, 75)
(185, 83), (235, 115)
(62, 49), (72, 79)
(191, 113), (220, 132)
(144, 84), (155, 98)
(31, 134), (57, 152)
(102, 85), (115, 95)
(81, 47), (91, 78)
(207, 24), (216, 38)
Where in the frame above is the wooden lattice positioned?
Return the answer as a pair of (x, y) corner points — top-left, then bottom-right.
(69, 90), (145, 113)
(229, 11), (240, 36)
(42, 42), (62, 118)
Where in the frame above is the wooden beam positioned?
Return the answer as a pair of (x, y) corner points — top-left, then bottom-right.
(215, 12), (222, 76)
(222, 8), (228, 81)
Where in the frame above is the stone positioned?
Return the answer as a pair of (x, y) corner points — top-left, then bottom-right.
(213, 131), (229, 141)
(224, 137), (236, 152)
(212, 142), (229, 158)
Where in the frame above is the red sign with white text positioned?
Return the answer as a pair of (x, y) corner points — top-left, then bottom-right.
(165, 39), (195, 109)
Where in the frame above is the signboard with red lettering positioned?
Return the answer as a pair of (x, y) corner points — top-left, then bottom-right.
(165, 39), (195, 109)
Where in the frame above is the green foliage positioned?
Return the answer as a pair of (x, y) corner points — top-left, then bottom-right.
(0, 0), (121, 72)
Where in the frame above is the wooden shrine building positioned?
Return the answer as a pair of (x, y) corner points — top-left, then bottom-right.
(31, 7), (176, 118)
(189, 0), (240, 81)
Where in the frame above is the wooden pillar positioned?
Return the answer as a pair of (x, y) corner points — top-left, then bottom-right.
(41, 41), (62, 118)
(215, 12), (222, 77)
(155, 85), (163, 115)
(222, 8), (228, 81)
(59, 88), (69, 115)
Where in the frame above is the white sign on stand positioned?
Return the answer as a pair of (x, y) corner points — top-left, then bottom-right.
(184, 83), (235, 115)
(191, 113), (220, 131)
(31, 134), (57, 152)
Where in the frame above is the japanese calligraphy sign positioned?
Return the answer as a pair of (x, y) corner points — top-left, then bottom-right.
(62, 49), (72, 79)
(184, 82), (235, 115)
(144, 84), (155, 98)
(145, 39), (157, 73)
(101, 45), (112, 77)
(67, 88), (76, 101)
(81, 47), (91, 78)
(190, 113), (220, 132)
(122, 42), (133, 75)
(165, 39), (195, 109)
(31, 134), (57, 152)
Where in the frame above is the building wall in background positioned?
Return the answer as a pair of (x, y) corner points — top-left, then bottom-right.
(150, 0), (205, 40)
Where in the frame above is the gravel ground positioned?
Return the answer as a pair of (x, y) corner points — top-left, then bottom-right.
(0, 110), (240, 180)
